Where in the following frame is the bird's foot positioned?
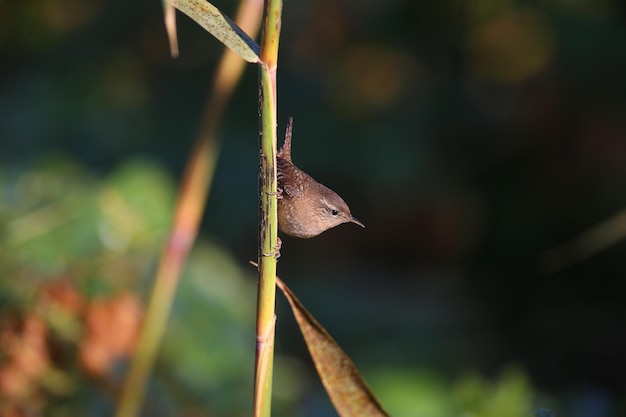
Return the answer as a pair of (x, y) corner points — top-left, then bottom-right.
(261, 236), (282, 259)
(264, 188), (283, 199)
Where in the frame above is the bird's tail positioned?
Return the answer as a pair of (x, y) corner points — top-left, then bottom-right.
(278, 117), (294, 162)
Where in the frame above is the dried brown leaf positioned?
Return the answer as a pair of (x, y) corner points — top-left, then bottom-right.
(276, 277), (389, 417)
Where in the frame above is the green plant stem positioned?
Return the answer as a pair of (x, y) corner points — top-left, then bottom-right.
(254, 1), (282, 416)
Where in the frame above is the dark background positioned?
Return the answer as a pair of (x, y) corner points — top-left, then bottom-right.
(2, 0), (626, 416)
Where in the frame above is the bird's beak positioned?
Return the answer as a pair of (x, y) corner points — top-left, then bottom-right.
(350, 216), (365, 228)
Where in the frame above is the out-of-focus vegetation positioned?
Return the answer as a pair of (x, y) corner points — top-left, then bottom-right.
(2, 0), (626, 416)
(0, 160), (258, 416)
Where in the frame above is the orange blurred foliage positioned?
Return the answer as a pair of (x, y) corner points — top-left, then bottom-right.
(79, 292), (143, 377)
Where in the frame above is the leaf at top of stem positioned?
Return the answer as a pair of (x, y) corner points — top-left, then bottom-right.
(168, 0), (261, 63)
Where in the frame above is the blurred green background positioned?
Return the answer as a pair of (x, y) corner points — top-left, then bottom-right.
(2, 0), (626, 416)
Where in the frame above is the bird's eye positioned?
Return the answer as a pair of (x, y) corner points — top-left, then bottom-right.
(331, 209), (339, 216)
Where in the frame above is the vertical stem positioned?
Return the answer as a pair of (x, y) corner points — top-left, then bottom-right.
(254, 1), (282, 416)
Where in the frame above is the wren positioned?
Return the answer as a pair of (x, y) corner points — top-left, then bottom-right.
(277, 117), (364, 238)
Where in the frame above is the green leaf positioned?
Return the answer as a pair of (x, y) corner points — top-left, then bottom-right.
(168, 0), (261, 63)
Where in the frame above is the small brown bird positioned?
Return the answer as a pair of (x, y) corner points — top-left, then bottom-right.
(277, 118), (364, 238)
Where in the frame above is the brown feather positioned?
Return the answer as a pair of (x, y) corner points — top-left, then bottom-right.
(276, 117), (364, 238)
